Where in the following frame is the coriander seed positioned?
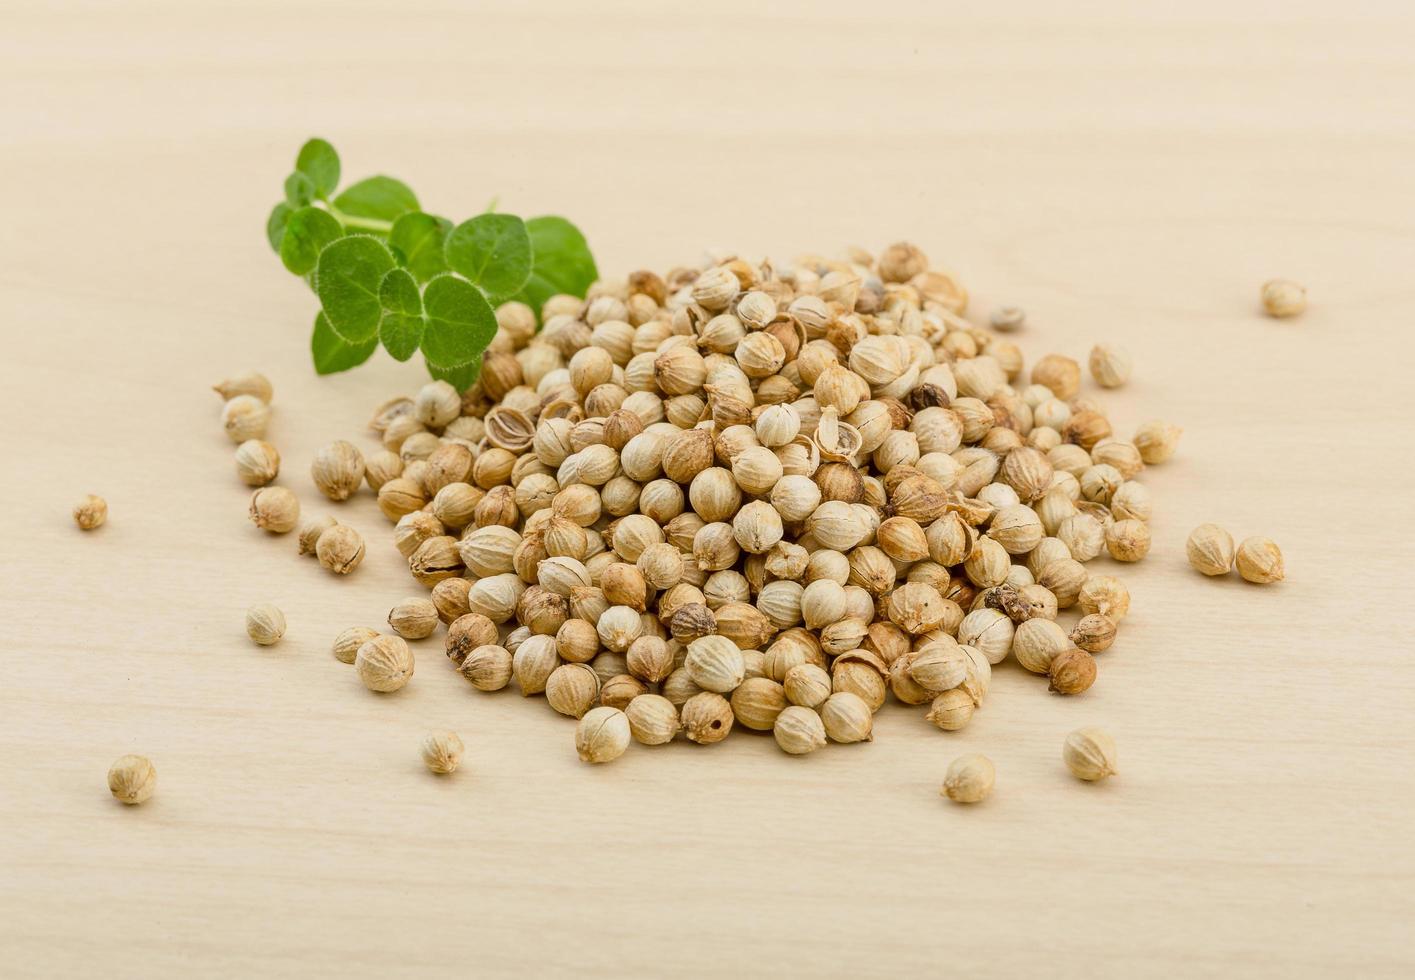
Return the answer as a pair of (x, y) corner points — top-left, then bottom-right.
(1186, 524), (1235, 576)
(332, 626), (379, 665)
(355, 634), (415, 692)
(1236, 536), (1285, 584)
(576, 706), (631, 764)
(249, 486), (300, 533)
(819, 691), (873, 743)
(682, 692), (734, 744)
(1070, 614), (1117, 654)
(311, 440), (366, 502)
(1261, 278), (1306, 318)
(72, 494), (108, 531)
(461, 644), (514, 692)
(1063, 727), (1118, 781)
(420, 731), (464, 774)
(941, 754), (994, 804)
(388, 597), (439, 639)
(1088, 344), (1132, 388)
(316, 523), (365, 574)
(773, 705), (827, 755)
(245, 602), (286, 646)
(222, 394), (270, 443)
(296, 514), (336, 556)
(1048, 647), (1097, 695)
(625, 693), (681, 745)
(213, 370), (273, 403)
(107, 754), (157, 805)
(234, 440), (280, 486)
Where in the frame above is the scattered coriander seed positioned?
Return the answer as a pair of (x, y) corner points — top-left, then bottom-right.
(1261, 278), (1306, 318)
(221, 394), (270, 443)
(462, 645), (514, 692)
(355, 634), (415, 692)
(332, 626), (379, 665)
(213, 370), (272, 403)
(576, 706), (632, 764)
(245, 602), (286, 646)
(249, 486), (300, 533)
(941, 754), (994, 804)
(1048, 647), (1097, 694)
(773, 705), (827, 755)
(72, 494), (107, 531)
(1070, 614), (1117, 654)
(107, 754), (157, 805)
(989, 306), (1024, 333)
(1088, 344), (1132, 388)
(388, 597), (439, 639)
(234, 439), (281, 486)
(311, 440), (366, 501)
(1063, 727), (1118, 781)
(316, 523), (365, 574)
(1236, 536), (1285, 584)
(1105, 519), (1151, 562)
(1132, 420), (1181, 464)
(296, 514), (336, 556)
(420, 731), (464, 774)
(1186, 524), (1235, 576)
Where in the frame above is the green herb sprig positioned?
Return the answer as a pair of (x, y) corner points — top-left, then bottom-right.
(266, 138), (597, 390)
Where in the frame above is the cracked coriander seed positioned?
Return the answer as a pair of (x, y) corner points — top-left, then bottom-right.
(316, 523), (365, 574)
(73, 494), (108, 530)
(576, 706), (631, 763)
(356, 634), (415, 692)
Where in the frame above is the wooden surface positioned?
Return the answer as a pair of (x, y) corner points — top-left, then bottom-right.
(2, 1), (1413, 977)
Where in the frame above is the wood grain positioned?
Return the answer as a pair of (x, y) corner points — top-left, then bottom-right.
(2, 1), (1413, 977)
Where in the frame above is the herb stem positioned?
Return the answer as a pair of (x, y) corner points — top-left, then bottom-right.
(329, 207), (393, 234)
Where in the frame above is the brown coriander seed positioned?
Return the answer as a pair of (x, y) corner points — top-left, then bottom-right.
(107, 754), (157, 805)
(1186, 523), (1235, 576)
(311, 440), (366, 501)
(388, 597), (439, 639)
(1261, 278), (1306, 318)
(1236, 536), (1285, 584)
(355, 634), (415, 692)
(1063, 727), (1118, 781)
(420, 731), (464, 774)
(730, 677), (788, 731)
(1070, 614), (1117, 654)
(545, 663), (601, 717)
(1105, 519), (1151, 562)
(234, 439), (280, 486)
(461, 644), (514, 692)
(576, 706), (631, 764)
(941, 754), (994, 804)
(819, 691), (873, 743)
(1048, 647), (1097, 695)
(316, 523), (365, 575)
(73, 494), (108, 530)
(245, 602), (286, 646)
(249, 486), (300, 533)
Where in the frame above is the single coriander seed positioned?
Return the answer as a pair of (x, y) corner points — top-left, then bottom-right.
(576, 706), (631, 764)
(73, 494), (108, 531)
(1236, 536), (1284, 584)
(1063, 727), (1118, 781)
(245, 603), (286, 646)
(420, 731), (464, 774)
(249, 486), (300, 533)
(107, 754), (157, 805)
(316, 523), (365, 574)
(332, 626), (379, 665)
(1261, 278), (1306, 318)
(1088, 344), (1132, 388)
(234, 440), (281, 486)
(773, 705), (827, 755)
(355, 634), (415, 692)
(941, 754), (995, 804)
(1186, 524), (1235, 576)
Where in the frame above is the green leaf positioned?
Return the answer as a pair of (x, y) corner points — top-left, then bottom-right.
(284, 171), (316, 208)
(266, 203), (292, 253)
(311, 312), (378, 375)
(295, 138), (340, 199)
(425, 353), (482, 392)
(421, 274), (497, 369)
(515, 216), (598, 316)
(280, 207), (344, 276)
(444, 213), (532, 300)
(378, 268), (425, 361)
(333, 176), (419, 222)
(389, 212), (450, 283)
(314, 235), (396, 343)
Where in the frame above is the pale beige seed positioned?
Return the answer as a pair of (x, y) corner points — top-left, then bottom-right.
(942, 754), (995, 804)
(576, 706), (631, 763)
(73, 494), (108, 530)
(1186, 524), (1235, 576)
(420, 731), (464, 774)
(107, 754), (157, 805)
(1063, 727), (1118, 781)
(245, 603), (286, 646)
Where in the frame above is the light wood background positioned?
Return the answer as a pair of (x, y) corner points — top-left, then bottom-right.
(2, 1), (1413, 977)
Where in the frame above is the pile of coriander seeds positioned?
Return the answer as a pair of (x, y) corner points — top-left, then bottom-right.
(327, 243), (1179, 763)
